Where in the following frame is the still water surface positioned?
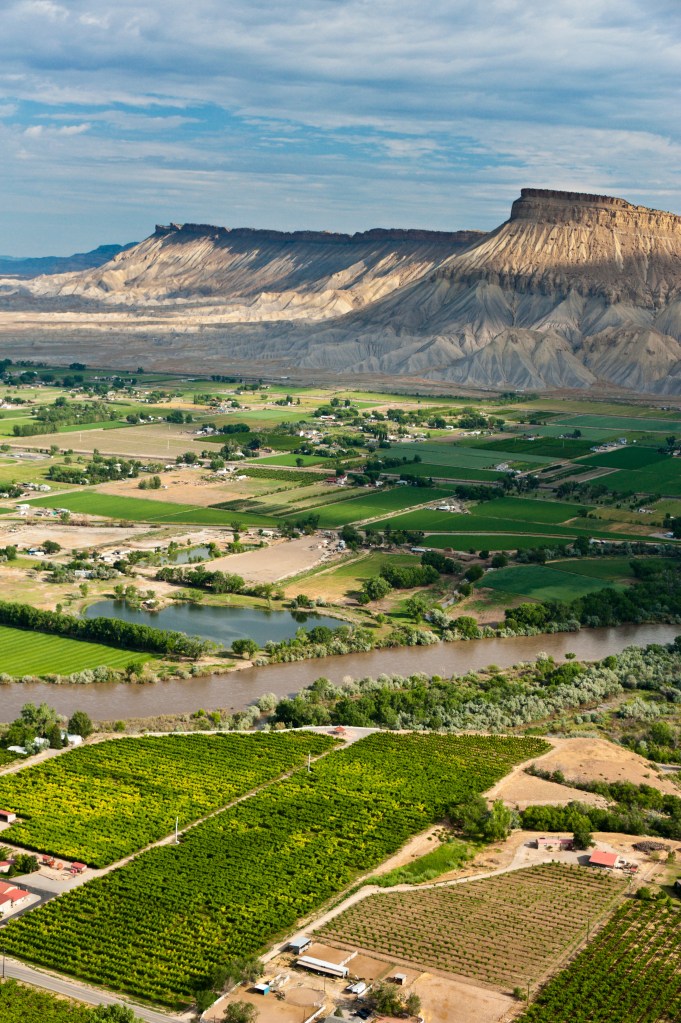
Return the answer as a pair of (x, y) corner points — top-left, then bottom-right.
(83, 599), (342, 647)
(1, 623), (678, 722)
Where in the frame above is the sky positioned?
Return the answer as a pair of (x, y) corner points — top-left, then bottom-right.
(1, 0), (681, 255)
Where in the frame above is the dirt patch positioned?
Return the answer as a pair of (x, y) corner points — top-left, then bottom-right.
(490, 772), (608, 810)
(531, 736), (678, 795)
(0, 520), (150, 550)
(370, 827), (441, 876)
(96, 469), (278, 506)
(412, 972), (515, 1023)
(208, 536), (335, 583)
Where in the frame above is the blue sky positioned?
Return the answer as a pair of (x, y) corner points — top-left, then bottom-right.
(1, 0), (680, 254)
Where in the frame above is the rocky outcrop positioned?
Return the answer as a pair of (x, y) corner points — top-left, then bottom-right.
(4, 190), (681, 393)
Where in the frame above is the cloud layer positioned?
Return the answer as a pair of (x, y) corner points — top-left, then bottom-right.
(1, 0), (680, 253)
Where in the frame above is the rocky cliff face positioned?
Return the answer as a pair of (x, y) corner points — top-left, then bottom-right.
(3, 190), (681, 394)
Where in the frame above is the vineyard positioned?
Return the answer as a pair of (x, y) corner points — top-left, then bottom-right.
(320, 863), (627, 989)
(1, 732), (547, 1007)
(519, 900), (681, 1023)
(0, 732), (335, 866)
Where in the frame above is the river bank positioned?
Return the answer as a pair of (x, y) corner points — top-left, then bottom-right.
(1, 622), (678, 723)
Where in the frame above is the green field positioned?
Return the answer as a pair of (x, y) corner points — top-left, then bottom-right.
(1, 733), (548, 1007)
(0, 732), (335, 866)
(554, 413), (681, 432)
(252, 453), (325, 466)
(0, 624), (149, 676)
(284, 485), (453, 527)
(28, 491), (277, 526)
(475, 436), (597, 459)
(0, 981), (93, 1023)
(578, 446), (668, 469)
(384, 461), (504, 482)
(518, 900), (681, 1023)
(596, 459), (681, 495)
(481, 563), (625, 601)
(426, 533), (580, 551)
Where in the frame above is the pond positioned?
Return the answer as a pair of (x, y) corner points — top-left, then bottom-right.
(155, 545), (212, 565)
(82, 599), (344, 648)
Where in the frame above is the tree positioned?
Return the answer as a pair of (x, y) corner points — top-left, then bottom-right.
(482, 799), (513, 842)
(404, 594), (429, 622)
(405, 992), (422, 1015)
(68, 710), (93, 738)
(12, 853), (39, 875)
(223, 1003), (258, 1023)
(42, 540), (61, 554)
(359, 576), (392, 604)
(91, 1007), (143, 1022)
(571, 812), (594, 850)
(46, 722), (63, 750)
(231, 638), (259, 659)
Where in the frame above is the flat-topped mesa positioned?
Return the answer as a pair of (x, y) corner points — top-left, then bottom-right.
(510, 188), (681, 232)
(153, 222), (486, 247)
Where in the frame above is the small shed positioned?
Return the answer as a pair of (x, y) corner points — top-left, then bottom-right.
(0, 810), (16, 824)
(589, 851), (620, 869)
(70, 862), (87, 874)
(288, 936), (312, 954)
(393, 973), (407, 986)
(253, 982), (271, 996)
(347, 980), (367, 995)
(0, 861), (11, 874)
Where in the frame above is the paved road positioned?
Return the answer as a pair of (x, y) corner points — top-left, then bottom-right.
(1, 956), (185, 1023)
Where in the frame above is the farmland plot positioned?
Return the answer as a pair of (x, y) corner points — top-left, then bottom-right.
(519, 900), (681, 1023)
(0, 623), (148, 676)
(321, 863), (626, 989)
(0, 732), (335, 866)
(1, 733), (548, 1007)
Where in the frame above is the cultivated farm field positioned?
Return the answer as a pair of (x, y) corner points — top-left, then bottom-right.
(0, 623), (148, 676)
(29, 491), (277, 526)
(321, 863), (626, 989)
(1, 733), (548, 1007)
(0, 732), (335, 865)
(519, 900), (681, 1023)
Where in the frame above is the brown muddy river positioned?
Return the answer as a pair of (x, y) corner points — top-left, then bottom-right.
(1, 623), (678, 722)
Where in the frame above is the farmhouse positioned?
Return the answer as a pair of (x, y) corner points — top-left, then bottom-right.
(588, 851), (621, 869)
(0, 880), (28, 914)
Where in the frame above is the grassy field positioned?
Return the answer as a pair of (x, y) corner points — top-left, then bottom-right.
(287, 552), (420, 601)
(0, 624), (149, 676)
(321, 863), (625, 990)
(596, 459), (681, 495)
(481, 563), (626, 601)
(475, 436), (597, 459)
(554, 413), (681, 433)
(252, 453), (325, 466)
(426, 533), (582, 551)
(0, 732), (335, 865)
(578, 446), (668, 469)
(28, 491), (277, 526)
(384, 461), (504, 481)
(283, 485), (453, 527)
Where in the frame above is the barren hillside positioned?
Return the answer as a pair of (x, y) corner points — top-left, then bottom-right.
(3, 190), (681, 393)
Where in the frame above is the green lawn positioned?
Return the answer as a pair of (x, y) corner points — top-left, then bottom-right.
(0, 624), (149, 676)
(28, 491), (277, 526)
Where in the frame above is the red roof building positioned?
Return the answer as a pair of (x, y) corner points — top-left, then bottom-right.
(589, 851), (620, 869)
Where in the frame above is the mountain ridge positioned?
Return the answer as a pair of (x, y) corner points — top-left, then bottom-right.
(2, 189), (681, 394)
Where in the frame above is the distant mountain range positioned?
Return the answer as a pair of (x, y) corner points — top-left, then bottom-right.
(0, 243), (135, 278)
(3, 190), (681, 394)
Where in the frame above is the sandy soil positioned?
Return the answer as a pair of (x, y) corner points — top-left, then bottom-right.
(531, 736), (679, 795)
(412, 973), (515, 1023)
(490, 772), (608, 810)
(207, 536), (335, 583)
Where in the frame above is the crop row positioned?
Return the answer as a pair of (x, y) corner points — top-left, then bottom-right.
(519, 900), (681, 1023)
(1, 733), (547, 1007)
(0, 732), (335, 866)
(321, 863), (626, 989)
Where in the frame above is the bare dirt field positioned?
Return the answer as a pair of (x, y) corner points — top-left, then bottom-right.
(0, 520), (151, 551)
(411, 972), (515, 1023)
(489, 771), (608, 810)
(96, 469), (279, 506)
(9, 422), (203, 459)
(208, 536), (335, 583)
(530, 736), (678, 795)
